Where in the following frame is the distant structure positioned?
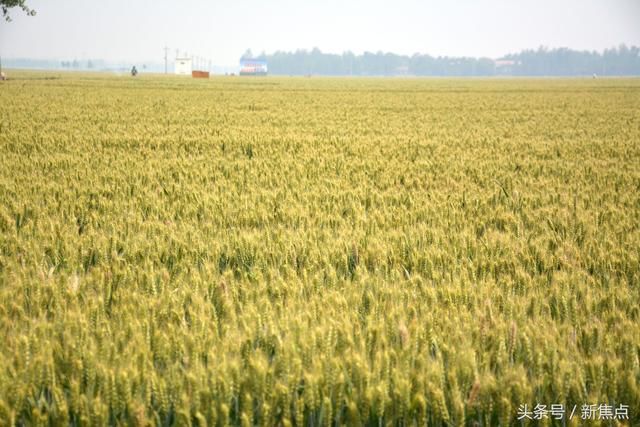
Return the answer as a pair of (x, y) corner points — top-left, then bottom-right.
(175, 57), (192, 75)
(174, 55), (210, 78)
(191, 56), (210, 78)
(192, 70), (210, 78)
(240, 58), (268, 76)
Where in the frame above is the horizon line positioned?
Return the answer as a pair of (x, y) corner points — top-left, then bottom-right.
(2, 43), (638, 65)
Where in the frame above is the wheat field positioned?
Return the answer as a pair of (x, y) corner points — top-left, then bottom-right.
(0, 72), (639, 426)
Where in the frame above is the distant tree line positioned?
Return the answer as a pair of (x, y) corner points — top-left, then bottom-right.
(254, 45), (640, 76)
(504, 45), (640, 76)
(60, 60), (94, 69)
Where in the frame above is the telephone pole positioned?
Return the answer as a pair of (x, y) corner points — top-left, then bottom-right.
(164, 46), (169, 74)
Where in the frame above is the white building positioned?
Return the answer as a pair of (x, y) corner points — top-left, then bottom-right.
(174, 57), (192, 76)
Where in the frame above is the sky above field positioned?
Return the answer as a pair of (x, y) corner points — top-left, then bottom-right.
(1, 0), (639, 66)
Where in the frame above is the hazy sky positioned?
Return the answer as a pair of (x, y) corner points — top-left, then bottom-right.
(1, 0), (639, 65)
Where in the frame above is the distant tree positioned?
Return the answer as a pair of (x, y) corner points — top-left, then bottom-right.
(1, 0), (35, 21)
(241, 49), (254, 61)
(87, 60), (94, 69)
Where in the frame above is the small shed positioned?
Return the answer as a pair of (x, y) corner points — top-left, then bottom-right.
(175, 57), (192, 75)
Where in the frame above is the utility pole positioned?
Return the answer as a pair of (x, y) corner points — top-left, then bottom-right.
(164, 46), (169, 74)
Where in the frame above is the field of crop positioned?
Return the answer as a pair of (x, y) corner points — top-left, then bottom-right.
(0, 72), (639, 426)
